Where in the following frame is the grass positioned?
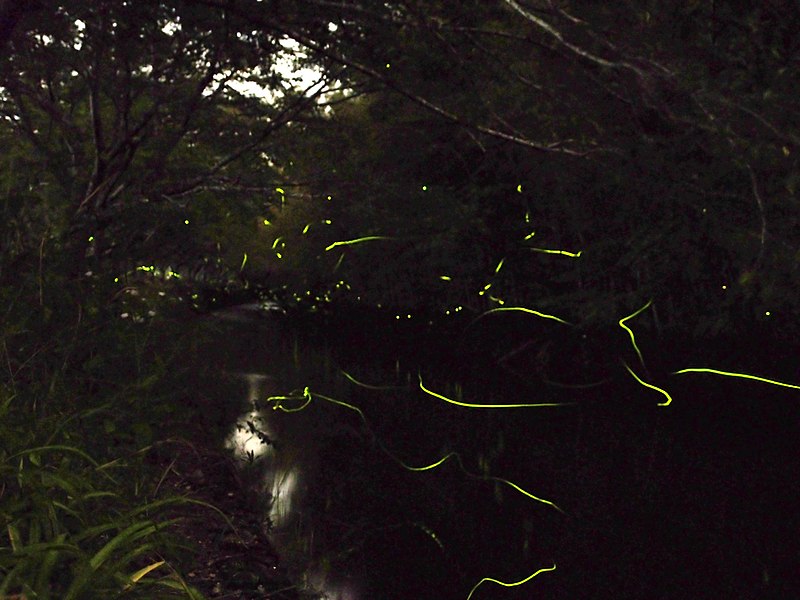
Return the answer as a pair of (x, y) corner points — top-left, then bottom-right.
(0, 390), (208, 599)
(0, 274), (214, 599)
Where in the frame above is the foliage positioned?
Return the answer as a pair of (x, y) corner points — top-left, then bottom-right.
(2, 0), (797, 334)
(252, 0), (800, 337)
(0, 286), (207, 598)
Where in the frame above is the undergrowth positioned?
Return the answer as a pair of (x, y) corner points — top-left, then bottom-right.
(0, 269), (215, 599)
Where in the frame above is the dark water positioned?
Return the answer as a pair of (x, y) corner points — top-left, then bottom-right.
(204, 308), (799, 599)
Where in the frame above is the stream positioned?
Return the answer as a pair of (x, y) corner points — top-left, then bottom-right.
(199, 304), (797, 599)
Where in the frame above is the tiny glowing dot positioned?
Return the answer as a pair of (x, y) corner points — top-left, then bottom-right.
(422, 185), (428, 191)
(184, 219), (189, 225)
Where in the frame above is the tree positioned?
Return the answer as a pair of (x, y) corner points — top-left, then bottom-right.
(0, 0), (334, 298)
(227, 0), (800, 336)
(3, 0), (798, 336)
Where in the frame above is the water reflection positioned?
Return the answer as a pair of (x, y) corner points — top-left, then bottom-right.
(226, 371), (362, 600)
(226, 373), (273, 460)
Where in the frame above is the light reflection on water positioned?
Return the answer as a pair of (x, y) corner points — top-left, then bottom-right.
(225, 374), (273, 460)
(225, 372), (362, 600)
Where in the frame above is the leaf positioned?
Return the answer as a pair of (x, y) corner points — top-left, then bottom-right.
(124, 559), (166, 587)
(7, 523), (22, 551)
(88, 521), (159, 570)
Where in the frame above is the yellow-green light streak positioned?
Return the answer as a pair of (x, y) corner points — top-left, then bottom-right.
(673, 368), (800, 390)
(479, 306), (572, 325)
(263, 387), (312, 412)
(325, 236), (391, 251)
(395, 451), (563, 513)
(529, 247), (582, 258)
(410, 521), (445, 552)
(618, 299), (652, 368)
(333, 252), (345, 271)
(277, 397), (312, 412)
(262, 386), (368, 425)
(240, 252), (247, 271)
(259, 382), (566, 580)
(341, 370), (402, 391)
(272, 381), (566, 512)
(494, 258), (505, 274)
(466, 563), (557, 600)
(623, 362), (672, 407)
(312, 392), (370, 429)
(400, 452), (456, 472)
(419, 375), (572, 408)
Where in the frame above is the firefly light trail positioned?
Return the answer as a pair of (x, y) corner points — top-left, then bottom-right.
(466, 563), (557, 600)
(267, 371), (564, 600)
(419, 375), (573, 408)
(341, 370), (403, 391)
(618, 299), (652, 368)
(623, 362), (673, 407)
(264, 384), (564, 511)
(395, 451), (564, 513)
(475, 306), (572, 326)
(528, 247), (582, 258)
(673, 368), (800, 390)
(325, 236), (391, 251)
(334, 376), (567, 512)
